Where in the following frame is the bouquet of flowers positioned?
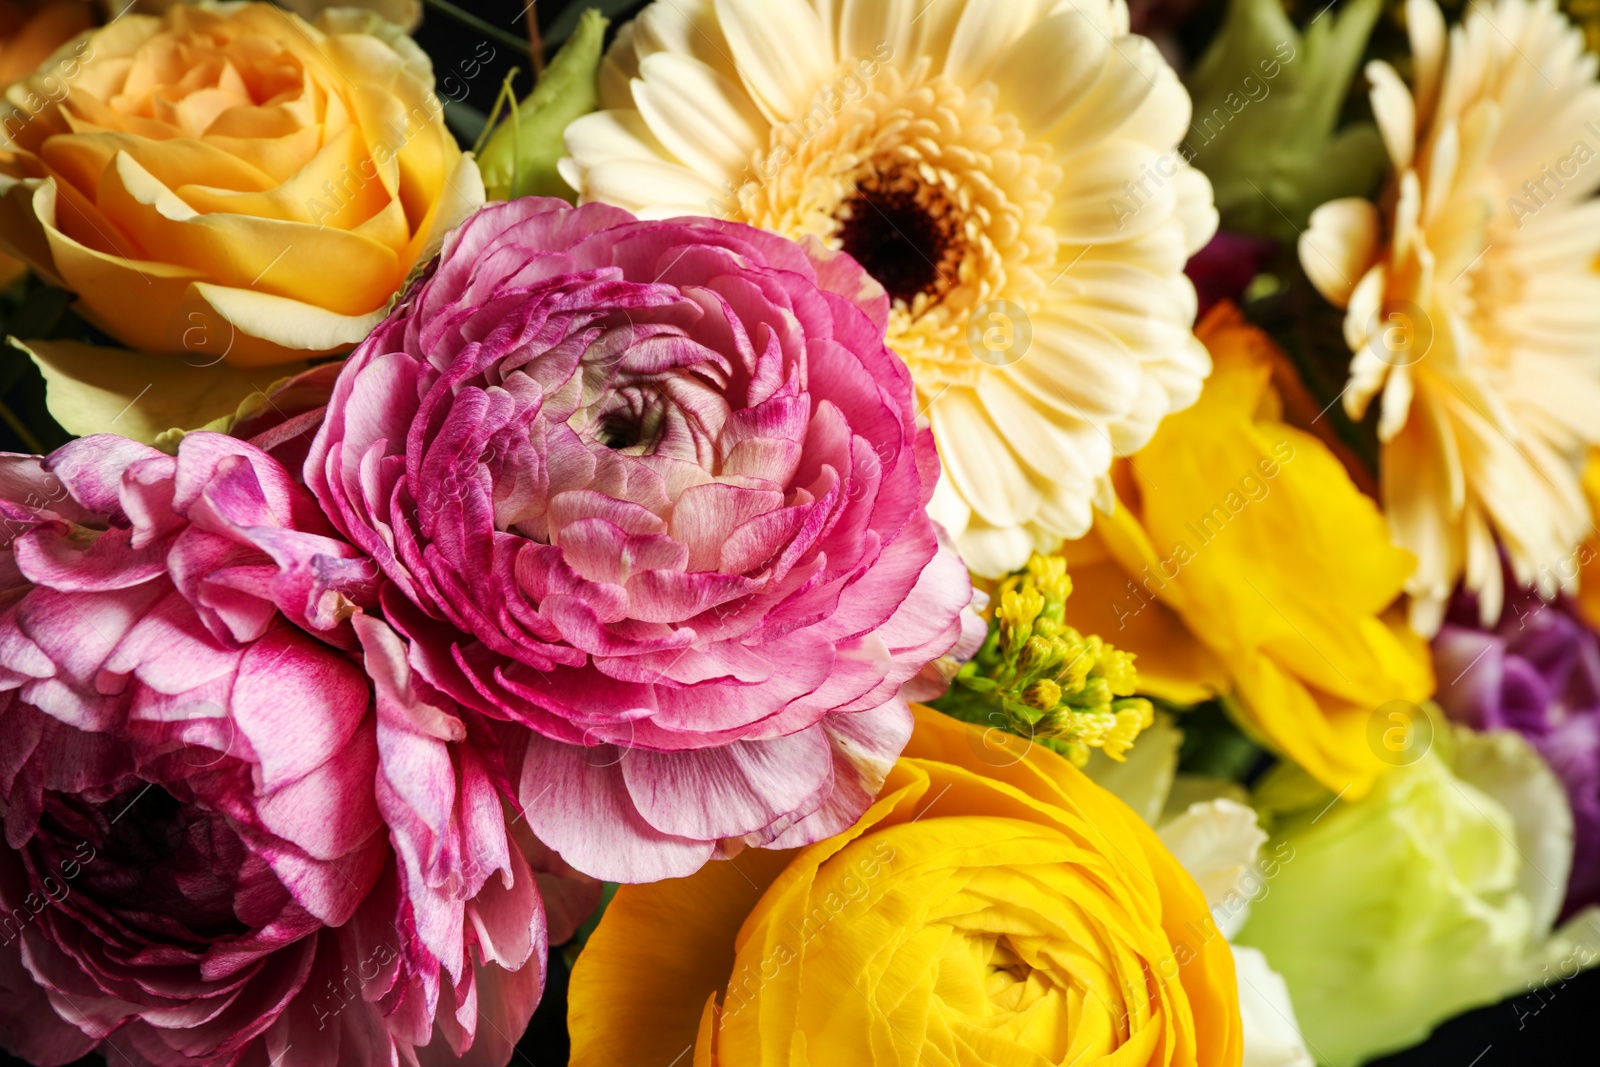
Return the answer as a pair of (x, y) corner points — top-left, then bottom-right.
(0, 1), (1597, 1065)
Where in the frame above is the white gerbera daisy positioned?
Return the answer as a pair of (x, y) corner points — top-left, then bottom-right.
(560, 0), (1217, 576)
(1300, 0), (1600, 633)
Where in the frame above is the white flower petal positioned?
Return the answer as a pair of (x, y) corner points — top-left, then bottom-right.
(633, 53), (768, 180)
(712, 0), (833, 122)
(1367, 60), (1416, 173)
(1300, 198), (1380, 309)
(990, 9), (1108, 135)
(1232, 945), (1316, 1067)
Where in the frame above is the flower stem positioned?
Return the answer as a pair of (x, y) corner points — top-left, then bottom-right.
(421, 0), (534, 59)
(0, 397), (45, 455)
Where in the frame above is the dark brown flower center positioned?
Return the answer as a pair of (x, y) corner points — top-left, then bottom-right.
(834, 169), (963, 307)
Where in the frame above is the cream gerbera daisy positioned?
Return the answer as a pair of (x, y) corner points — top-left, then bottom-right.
(1300, 0), (1600, 633)
(559, 0), (1217, 576)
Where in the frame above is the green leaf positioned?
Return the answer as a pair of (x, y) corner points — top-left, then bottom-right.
(478, 8), (608, 203)
(1187, 0), (1387, 243)
(544, 0), (638, 49)
(14, 337), (307, 446)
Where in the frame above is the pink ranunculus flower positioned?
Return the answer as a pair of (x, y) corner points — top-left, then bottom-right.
(305, 197), (973, 882)
(0, 434), (586, 1067)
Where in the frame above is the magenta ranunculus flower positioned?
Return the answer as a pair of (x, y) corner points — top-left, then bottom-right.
(305, 197), (972, 881)
(0, 434), (585, 1067)
(1435, 582), (1600, 917)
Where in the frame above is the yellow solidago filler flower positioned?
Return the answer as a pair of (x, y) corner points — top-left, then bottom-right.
(560, 0), (1218, 577)
(932, 551), (1155, 765)
(0, 1), (482, 379)
(569, 705), (1243, 1067)
(1298, 0), (1600, 634)
(1060, 304), (1434, 798)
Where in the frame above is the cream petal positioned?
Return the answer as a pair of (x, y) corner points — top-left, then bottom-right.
(712, 0), (833, 122)
(990, 9), (1108, 135)
(926, 462), (972, 539)
(581, 158), (725, 216)
(1013, 311), (1141, 421)
(942, 0), (1053, 88)
(952, 516), (1036, 578)
(1377, 365), (1415, 443)
(633, 53), (768, 180)
(1050, 141), (1178, 243)
(1155, 798), (1266, 927)
(975, 374), (1107, 489)
(633, 0), (739, 81)
(1172, 165), (1219, 255)
(838, 0), (918, 64)
(1030, 479), (1094, 542)
(1112, 63), (1192, 151)
(1366, 60), (1416, 173)
(1407, 0), (1447, 125)
(930, 387), (1042, 528)
(1232, 945), (1316, 1067)
(564, 109), (675, 172)
(1299, 198), (1380, 308)
(1045, 35), (1164, 152)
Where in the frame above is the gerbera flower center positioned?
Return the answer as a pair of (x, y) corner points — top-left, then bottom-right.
(833, 167), (964, 306)
(734, 63), (1060, 395)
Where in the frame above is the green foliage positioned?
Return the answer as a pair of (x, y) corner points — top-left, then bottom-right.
(1188, 0), (1388, 243)
(478, 8), (608, 202)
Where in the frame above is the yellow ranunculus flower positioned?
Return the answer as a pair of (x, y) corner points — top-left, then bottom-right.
(1061, 304), (1434, 798)
(0, 0), (481, 372)
(569, 706), (1243, 1067)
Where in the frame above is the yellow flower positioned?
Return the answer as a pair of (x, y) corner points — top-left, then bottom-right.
(560, 0), (1217, 577)
(0, 1), (90, 88)
(569, 705), (1243, 1067)
(0, 0), (481, 398)
(1060, 304), (1434, 797)
(0, 0), (91, 287)
(1298, 0), (1600, 633)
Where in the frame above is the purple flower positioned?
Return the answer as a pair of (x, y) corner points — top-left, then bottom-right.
(1436, 585), (1600, 916)
(304, 198), (973, 882)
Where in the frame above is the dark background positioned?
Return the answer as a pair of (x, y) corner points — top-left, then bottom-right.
(2, 0), (1598, 1063)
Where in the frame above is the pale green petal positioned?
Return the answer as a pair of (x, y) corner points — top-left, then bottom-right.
(481, 9), (608, 201)
(1236, 724), (1582, 1067)
(1081, 710), (1181, 826)
(16, 337), (305, 445)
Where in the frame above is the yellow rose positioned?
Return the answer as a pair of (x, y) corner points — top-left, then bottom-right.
(1060, 303), (1434, 797)
(0, 0), (481, 378)
(569, 706), (1243, 1067)
(0, 0), (92, 286)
